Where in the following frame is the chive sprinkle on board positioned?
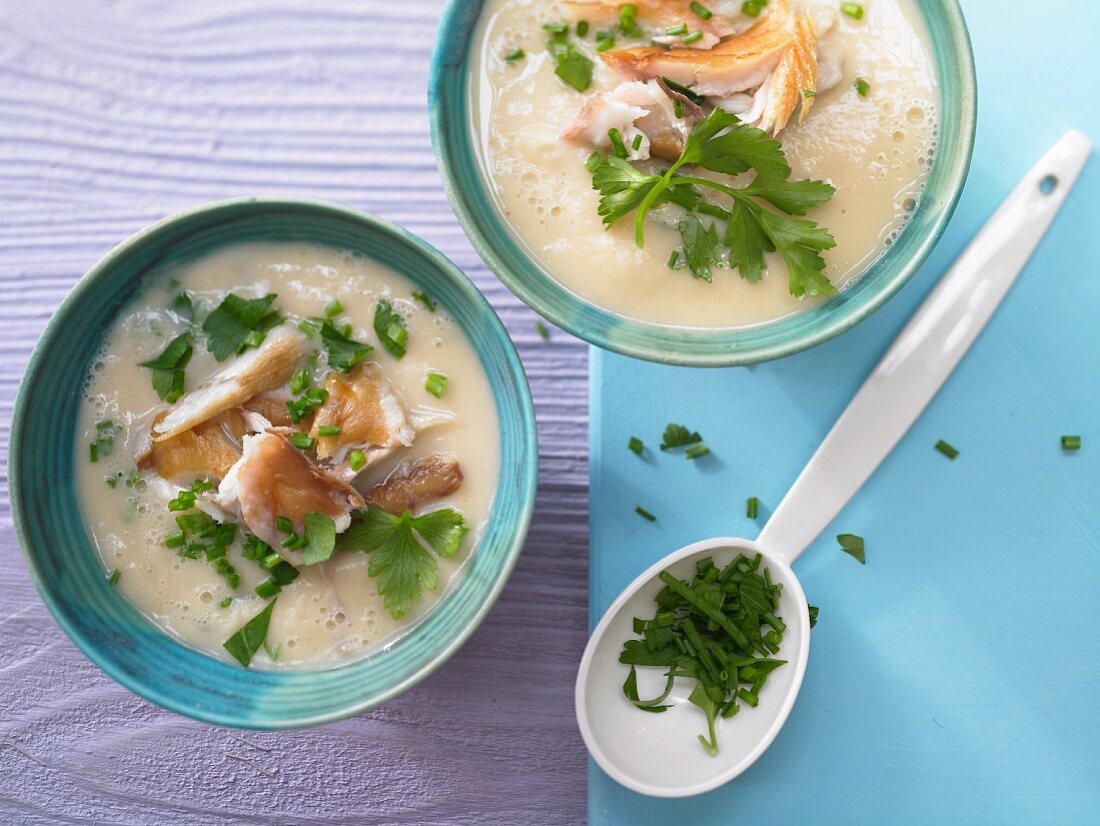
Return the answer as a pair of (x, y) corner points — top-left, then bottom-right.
(1062, 435), (1081, 451)
(628, 436), (644, 455)
(746, 497), (759, 519)
(935, 439), (959, 459)
(635, 506), (657, 522)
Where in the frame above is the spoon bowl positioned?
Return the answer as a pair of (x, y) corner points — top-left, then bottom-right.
(577, 537), (809, 797)
(575, 130), (1091, 797)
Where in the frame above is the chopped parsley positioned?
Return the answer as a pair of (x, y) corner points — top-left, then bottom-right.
(170, 292), (193, 321)
(373, 300), (409, 358)
(589, 108), (837, 297)
(837, 533), (865, 564)
(336, 507), (468, 619)
(223, 599), (276, 667)
(660, 423), (703, 451)
(300, 512), (337, 566)
(320, 320), (372, 373)
(139, 333), (192, 403)
(551, 44), (594, 92)
(202, 293), (280, 361)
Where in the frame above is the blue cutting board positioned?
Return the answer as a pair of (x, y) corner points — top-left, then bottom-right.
(588, 1), (1100, 823)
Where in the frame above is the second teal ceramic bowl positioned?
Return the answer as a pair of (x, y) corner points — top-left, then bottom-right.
(430, 1), (976, 366)
(9, 198), (538, 728)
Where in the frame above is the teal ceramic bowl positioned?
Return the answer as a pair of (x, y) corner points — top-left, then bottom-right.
(430, 1), (976, 366)
(9, 198), (537, 728)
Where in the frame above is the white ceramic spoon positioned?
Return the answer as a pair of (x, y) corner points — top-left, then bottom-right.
(576, 130), (1093, 798)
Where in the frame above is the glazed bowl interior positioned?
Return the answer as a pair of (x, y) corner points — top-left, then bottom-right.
(430, 0), (976, 366)
(9, 198), (537, 729)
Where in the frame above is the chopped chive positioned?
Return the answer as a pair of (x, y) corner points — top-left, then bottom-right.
(631, 133), (643, 152)
(412, 291), (437, 312)
(673, 98), (685, 118)
(324, 299), (344, 318)
(628, 436), (644, 455)
(682, 29), (704, 44)
(89, 442), (99, 463)
(317, 425), (341, 438)
(425, 371), (448, 399)
(808, 605), (819, 628)
(105, 475), (118, 488)
(290, 370), (309, 395)
(577, 20), (589, 37)
(290, 433), (315, 451)
(837, 533), (866, 564)
(746, 497), (759, 519)
(619, 3), (637, 32)
(338, 322), (353, 338)
(165, 530), (186, 549)
(542, 22), (568, 39)
(841, 2), (863, 20)
(635, 506), (657, 522)
(665, 23), (688, 36)
(505, 47), (525, 62)
(107, 569), (121, 586)
(690, 1), (713, 19)
(741, 1), (765, 17)
(736, 687), (759, 707)
(243, 330), (266, 349)
(1062, 435), (1082, 451)
(596, 31), (616, 51)
(802, 89), (817, 98)
(536, 320), (550, 340)
(220, 596), (233, 608)
(298, 317), (322, 336)
(854, 76), (871, 96)
(668, 249), (680, 269)
(608, 127), (628, 159)
(255, 578), (282, 599)
(935, 439), (959, 459)
(348, 449), (367, 472)
(276, 516), (294, 534)
(685, 443), (710, 459)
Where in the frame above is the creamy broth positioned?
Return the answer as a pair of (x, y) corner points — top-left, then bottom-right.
(77, 242), (500, 669)
(473, 0), (938, 327)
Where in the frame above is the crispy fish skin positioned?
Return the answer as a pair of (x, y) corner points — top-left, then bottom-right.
(308, 365), (414, 462)
(136, 410), (247, 482)
(362, 455), (464, 515)
(600, 0), (793, 96)
(214, 431), (363, 548)
(152, 327), (309, 442)
(758, 13), (817, 133)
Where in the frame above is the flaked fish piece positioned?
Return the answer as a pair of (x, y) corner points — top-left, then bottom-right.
(136, 410), (247, 483)
(563, 80), (696, 161)
(308, 365), (416, 464)
(362, 455), (464, 516)
(600, 0), (794, 96)
(213, 431), (364, 549)
(757, 12), (817, 133)
(152, 327), (309, 442)
(562, 1), (751, 46)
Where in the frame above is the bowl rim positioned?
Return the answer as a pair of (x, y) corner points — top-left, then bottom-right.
(429, 0), (977, 366)
(8, 196), (539, 728)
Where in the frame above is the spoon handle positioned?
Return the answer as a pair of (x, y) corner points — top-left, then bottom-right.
(759, 130), (1093, 563)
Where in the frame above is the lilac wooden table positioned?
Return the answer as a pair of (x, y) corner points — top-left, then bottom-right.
(0, 2), (589, 822)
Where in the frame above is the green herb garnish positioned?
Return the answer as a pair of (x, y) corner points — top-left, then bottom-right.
(1062, 435), (1082, 451)
(171, 292), (194, 320)
(373, 300), (409, 359)
(742, 1), (767, 17)
(290, 432), (315, 451)
(685, 443), (711, 459)
(321, 320), (372, 373)
(202, 293), (279, 361)
(589, 108), (836, 296)
(621, 554), (788, 756)
(412, 291), (437, 312)
(841, 2), (864, 20)
(808, 605), (819, 628)
(140, 334), (192, 403)
(690, 1), (713, 19)
(336, 507), (467, 619)
(551, 44), (594, 92)
(746, 496), (759, 519)
(935, 439), (959, 459)
(318, 424), (341, 437)
(596, 30), (616, 51)
(324, 299), (344, 318)
(536, 320), (550, 340)
(505, 47), (525, 62)
(301, 512), (337, 566)
(660, 423), (703, 451)
(107, 569), (121, 586)
(89, 419), (121, 463)
(425, 372), (448, 398)
(348, 449), (367, 473)
(577, 20), (590, 37)
(220, 596), (233, 608)
(837, 533), (865, 564)
(628, 436), (644, 455)
(854, 76), (871, 96)
(635, 506), (657, 522)
(666, 23), (688, 36)
(223, 599), (276, 667)
(682, 29), (704, 44)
